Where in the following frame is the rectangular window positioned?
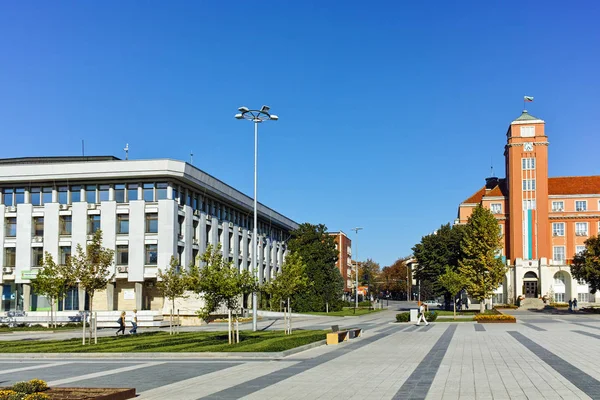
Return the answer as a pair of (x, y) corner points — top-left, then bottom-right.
(32, 248), (44, 268)
(143, 183), (154, 202)
(186, 193), (192, 207)
(179, 190), (185, 205)
(116, 245), (129, 265)
(554, 293), (565, 303)
(523, 200), (536, 210)
(3, 188), (13, 206)
(5, 217), (17, 237)
(156, 183), (168, 200)
(522, 179), (536, 191)
(117, 214), (129, 234)
(553, 246), (565, 262)
(145, 213), (158, 233)
(172, 187), (179, 203)
(521, 158), (536, 170)
(578, 293), (590, 303)
(490, 203), (502, 214)
(71, 186), (81, 203)
(4, 248), (16, 268)
(42, 187), (52, 204)
(114, 184), (125, 203)
(145, 244), (158, 265)
(552, 201), (564, 212)
(33, 217), (44, 237)
(128, 184), (138, 201)
(520, 126), (535, 137)
(99, 185), (110, 202)
(576, 245), (586, 255)
(30, 188), (41, 206)
(88, 215), (101, 234)
(86, 185), (97, 203)
(15, 188), (25, 205)
(576, 200), (587, 212)
(552, 222), (565, 237)
(59, 215), (72, 235)
(58, 186), (68, 205)
(575, 222), (588, 236)
(59, 246), (71, 265)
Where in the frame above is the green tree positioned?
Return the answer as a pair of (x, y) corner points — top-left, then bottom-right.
(190, 244), (256, 343)
(412, 223), (464, 307)
(380, 257), (410, 299)
(157, 256), (191, 335)
(458, 205), (506, 313)
(359, 259), (381, 299)
(30, 252), (72, 328)
(571, 236), (600, 294)
(287, 223), (343, 312)
(70, 229), (114, 339)
(438, 266), (465, 319)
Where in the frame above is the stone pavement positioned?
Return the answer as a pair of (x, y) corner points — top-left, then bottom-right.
(1, 307), (600, 399)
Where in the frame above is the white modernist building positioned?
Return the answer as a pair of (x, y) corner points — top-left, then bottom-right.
(0, 156), (298, 315)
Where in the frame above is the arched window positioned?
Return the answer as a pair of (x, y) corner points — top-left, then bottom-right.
(553, 272), (566, 285)
(524, 271), (538, 279)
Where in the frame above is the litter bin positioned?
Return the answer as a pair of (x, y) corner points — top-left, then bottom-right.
(410, 309), (418, 322)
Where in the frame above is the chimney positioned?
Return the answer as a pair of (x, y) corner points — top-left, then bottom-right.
(485, 177), (499, 191)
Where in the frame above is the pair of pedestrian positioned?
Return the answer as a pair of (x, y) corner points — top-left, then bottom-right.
(115, 309), (138, 335)
(569, 298), (578, 312)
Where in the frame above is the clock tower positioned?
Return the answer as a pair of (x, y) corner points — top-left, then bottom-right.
(504, 110), (550, 262)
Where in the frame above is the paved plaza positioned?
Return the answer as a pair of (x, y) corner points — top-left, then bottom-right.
(1, 306), (600, 399)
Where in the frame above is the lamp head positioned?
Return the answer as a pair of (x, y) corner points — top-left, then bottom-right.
(235, 113), (243, 119)
(260, 105), (270, 113)
(270, 114), (279, 121)
(238, 106), (249, 113)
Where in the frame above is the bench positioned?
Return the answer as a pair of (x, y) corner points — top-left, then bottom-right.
(326, 326), (363, 345)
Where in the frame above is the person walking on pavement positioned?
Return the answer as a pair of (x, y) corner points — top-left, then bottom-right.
(573, 298), (578, 312)
(116, 311), (126, 336)
(568, 299), (573, 313)
(129, 309), (138, 334)
(416, 303), (429, 326)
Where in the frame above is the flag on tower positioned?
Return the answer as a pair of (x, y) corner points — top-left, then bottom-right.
(524, 96), (534, 102)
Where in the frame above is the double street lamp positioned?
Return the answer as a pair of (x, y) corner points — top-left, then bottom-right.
(351, 227), (363, 312)
(235, 106), (278, 332)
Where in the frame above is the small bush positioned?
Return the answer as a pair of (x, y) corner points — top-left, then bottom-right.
(494, 304), (518, 309)
(11, 382), (35, 395)
(396, 312), (410, 322)
(0, 390), (18, 400)
(549, 302), (569, 308)
(27, 380), (47, 393)
(424, 311), (437, 322)
(474, 314), (516, 322)
(24, 394), (49, 400)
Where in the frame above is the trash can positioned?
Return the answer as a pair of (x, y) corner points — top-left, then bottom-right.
(410, 309), (418, 322)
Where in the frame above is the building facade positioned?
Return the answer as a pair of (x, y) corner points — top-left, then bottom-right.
(329, 231), (352, 293)
(458, 111), (600, 304)
(0, 156), (298, 313)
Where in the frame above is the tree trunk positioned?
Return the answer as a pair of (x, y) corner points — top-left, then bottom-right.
(287, 297), (291, 335)
(88, 294), (94, 343)
(228, 309), (232, 344)
(453, 300), (456, 320)
(171, 299), (176, 335)
(479, 299), (485, 313)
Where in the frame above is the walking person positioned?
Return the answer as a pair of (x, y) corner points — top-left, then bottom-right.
(129, 309), (138, 334)
(568, 299), (573, 313)
(116, 311), (126, 336)
(416, 303), (429, 326)
(573, 298), (578, 312)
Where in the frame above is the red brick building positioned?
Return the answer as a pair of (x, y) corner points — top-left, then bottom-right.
(329, 231), (353, 293)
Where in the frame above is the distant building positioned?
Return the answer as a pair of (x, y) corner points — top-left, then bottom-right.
(329, 231), (352, 293)
(458, 110), (600, 304)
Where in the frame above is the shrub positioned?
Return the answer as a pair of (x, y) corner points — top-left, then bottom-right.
(581, 307), (600, 314)
(494, 304), (518, 309)
(358, 301), (372, 308)
(396, 312), (410, 322)
(0, 390), (18, 400)
(424, 311), (437, 322)
(549, 302), (569, 308)
(474, 314), (516, 322)
(11, 382), (35, 395)
(26, 380), (47, 393)
(24, 394), (49, 400)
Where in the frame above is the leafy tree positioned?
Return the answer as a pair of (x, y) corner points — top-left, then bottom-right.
(70, 229), (114, 339)
(572, 236), (600, 294)
(287, 223), (343, 312)
(190, 244), (256, 343)
(30, 252), (72, 328)
(438, 266), (465, 319)
(458, 204), (506, 313)
(412, 223), (464, 307)
(380, 257), (410, 299)
(157, 256), (191, 335)
(359, 258), (381, 298)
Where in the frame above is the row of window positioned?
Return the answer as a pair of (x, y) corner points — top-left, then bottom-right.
(3, 244), (158, 269)
(522, 158), (536, 170)
(551, 222), (599, 237)
(552, 200), (598, 212)
(489, 200), (600, 214)
(552, 245), (587, 262)
(4, 214), (159, 237)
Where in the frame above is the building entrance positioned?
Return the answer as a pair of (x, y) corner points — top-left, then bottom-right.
(524, 281), (538, 298)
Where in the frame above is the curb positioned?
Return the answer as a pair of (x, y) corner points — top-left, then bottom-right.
(0, 340), (328, 360)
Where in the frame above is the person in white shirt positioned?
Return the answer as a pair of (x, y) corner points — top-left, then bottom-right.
(416, 304), (429, 326)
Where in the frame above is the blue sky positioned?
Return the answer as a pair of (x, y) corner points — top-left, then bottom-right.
(1, 2), (599, 267)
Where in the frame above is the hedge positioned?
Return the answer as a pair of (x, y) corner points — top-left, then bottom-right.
(396, 311), (437, 323)
(474, 314), (516, 322)
(549, 302), (569, 308)
(493, 304), (518, 309)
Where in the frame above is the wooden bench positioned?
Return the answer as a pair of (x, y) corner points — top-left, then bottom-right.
(326, 326), (363, 345)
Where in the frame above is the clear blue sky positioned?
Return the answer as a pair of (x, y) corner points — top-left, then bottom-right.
(1, 2), (599, 267)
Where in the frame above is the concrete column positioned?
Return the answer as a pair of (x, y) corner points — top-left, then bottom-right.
(106, 282), (115, 311)
(135, 282), (143, 311)
(23, 284), (31, 311)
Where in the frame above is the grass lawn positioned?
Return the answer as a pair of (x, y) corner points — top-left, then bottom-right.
(304, 308), (384, 317)
(435, 318), (475, 322)
(0, 324), (82, 333)
(0, 329), (326, 353)
(435, 309), (497, 316)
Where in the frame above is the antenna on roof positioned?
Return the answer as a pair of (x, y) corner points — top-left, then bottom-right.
(190, 151), (193, 165)
(124, 143), (129, 160)
(490, 156), (494, 177)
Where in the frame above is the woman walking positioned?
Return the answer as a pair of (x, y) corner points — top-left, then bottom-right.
(116, 311), (126, 336)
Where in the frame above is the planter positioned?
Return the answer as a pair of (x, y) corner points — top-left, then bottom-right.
(0, 388), (136, 400)
(476, 320), (516, 324)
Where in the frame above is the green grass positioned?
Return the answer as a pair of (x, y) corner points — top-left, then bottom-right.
(303, 308), (384, 317)
(0, 324), (83, 333)
(435, 309), (498, 316)
(0, 329), (326, 353)
(435, 318), (475, 322)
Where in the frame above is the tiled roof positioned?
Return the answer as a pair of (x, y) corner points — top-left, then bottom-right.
(463, 187), (485, 204)
(513, 110), (541, 122)
(462, 179), (508, 204)
(549, 176), (600, 195)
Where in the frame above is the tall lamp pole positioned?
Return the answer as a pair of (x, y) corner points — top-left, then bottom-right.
(351, 227), (363, 312)
(235, 106), (278, 332)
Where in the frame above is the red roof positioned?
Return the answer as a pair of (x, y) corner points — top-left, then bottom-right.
(462, 179), (508, 204)
(463, 187), (485, 204)
(549, 176), (600, 195)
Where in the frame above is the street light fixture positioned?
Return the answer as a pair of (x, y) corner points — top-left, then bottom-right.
(235, 105), (278, 332)
(351, 227), (363, 313)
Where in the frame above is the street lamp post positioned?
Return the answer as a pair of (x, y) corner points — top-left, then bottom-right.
(351, 227), (363, 312)
(235, 106), (278, 332)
